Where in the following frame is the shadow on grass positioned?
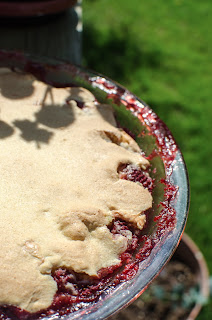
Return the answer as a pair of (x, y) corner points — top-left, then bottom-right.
(145, 99), (202, 152)
(147, 100), (187, 118)
(82, 22), (164, 83)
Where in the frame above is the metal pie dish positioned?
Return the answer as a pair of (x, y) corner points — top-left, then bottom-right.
(0, 51), (189, 320)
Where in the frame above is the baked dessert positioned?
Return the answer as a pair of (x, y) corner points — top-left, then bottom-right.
(0, 68), (158, 319)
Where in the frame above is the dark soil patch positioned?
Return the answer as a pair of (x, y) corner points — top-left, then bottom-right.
(110, 259), (198, 320)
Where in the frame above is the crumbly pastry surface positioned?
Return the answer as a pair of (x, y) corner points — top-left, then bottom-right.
(0, 69), (152, 313)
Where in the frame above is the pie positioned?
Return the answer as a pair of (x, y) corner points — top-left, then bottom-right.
(0, 68), (157, 318)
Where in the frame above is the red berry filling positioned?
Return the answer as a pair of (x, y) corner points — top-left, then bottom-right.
(118, 163), (155, 194)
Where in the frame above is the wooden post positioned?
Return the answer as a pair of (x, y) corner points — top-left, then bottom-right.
(0, 0), (82, 65)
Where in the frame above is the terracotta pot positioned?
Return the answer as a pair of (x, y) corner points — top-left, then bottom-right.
(173, 233), (210, 320)
(109, 233), (210, 320)
(0, 0), (77, 17)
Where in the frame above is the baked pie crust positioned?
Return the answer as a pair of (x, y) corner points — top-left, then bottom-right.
(0, 69), (152, 313)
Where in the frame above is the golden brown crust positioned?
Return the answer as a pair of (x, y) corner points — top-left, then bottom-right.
(0, 69), (152, 312)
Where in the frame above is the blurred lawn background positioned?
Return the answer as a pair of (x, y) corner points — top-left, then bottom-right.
(82, 0), (212, 318)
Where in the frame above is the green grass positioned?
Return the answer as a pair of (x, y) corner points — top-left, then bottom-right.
(82, 0), (212, 318)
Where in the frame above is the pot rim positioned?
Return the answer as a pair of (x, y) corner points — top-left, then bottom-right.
(177, 233), (210, 320)
(0, 0), (77, 17)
